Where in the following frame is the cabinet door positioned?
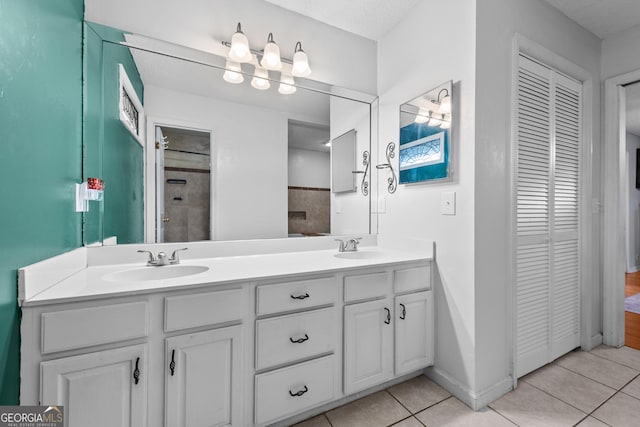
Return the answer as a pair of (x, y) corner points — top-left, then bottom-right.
(395, 291), (433, 375)
(343, 298), (393, 394)
(165, 325), (243, 427)
(41, 344), (148, 427)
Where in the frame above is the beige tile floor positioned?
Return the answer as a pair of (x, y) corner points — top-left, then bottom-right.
(293, 346), (640, 427)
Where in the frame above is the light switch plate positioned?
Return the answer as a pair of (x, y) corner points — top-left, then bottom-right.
(441, 191), (456, 215)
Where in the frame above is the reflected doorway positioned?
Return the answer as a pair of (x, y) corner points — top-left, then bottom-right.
(155, 126), (212, 242)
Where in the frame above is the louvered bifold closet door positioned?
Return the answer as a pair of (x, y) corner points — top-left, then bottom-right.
(550, 74), (581, 360)
(515, 55), (582, 378)
(515, 56), (553, 377)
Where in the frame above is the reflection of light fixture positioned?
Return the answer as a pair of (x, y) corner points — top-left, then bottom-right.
(278, 74), (296, 94)
(429, 114), (442, 126)
(433, 88), (451, 114)
(440, 114), (451, 129)
(222, 60), (244, 84)
(324, 140), (332, 147)
(261, 33), (282, 70)
(292, 42), (311, 77)
(251, 67), (270, 90)
(228, 23), (252, 63)
(414, 107), (430, 123)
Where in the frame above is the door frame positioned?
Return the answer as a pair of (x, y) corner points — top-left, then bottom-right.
(509, 34), (595, 384)
(145, 116), (215, 243)
(603, 69), (640, 346)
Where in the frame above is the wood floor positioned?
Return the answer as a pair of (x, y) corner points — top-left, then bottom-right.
(625, 271), (640, 350)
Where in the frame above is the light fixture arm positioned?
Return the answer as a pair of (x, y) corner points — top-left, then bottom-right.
(436, 88), (449, 102)
(221, 40), (295, 65)
(376, 142), (397, 194)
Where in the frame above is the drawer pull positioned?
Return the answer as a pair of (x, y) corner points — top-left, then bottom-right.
(133, 357), (141, 385)
(289, 334), (309, 344)
(290, 293), (310, 300)
(384, 307), (391, 324)
(289, 385), (309, 397)
(399, 303), (406, 320)
(169, 349), (176, 376)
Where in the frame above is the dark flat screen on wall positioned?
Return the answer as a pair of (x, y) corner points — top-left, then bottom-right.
(636, 149), (640, 189)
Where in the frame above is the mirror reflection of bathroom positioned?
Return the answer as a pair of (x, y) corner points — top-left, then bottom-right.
(155, 126), (212, 243)
(288, 120), (331, 237)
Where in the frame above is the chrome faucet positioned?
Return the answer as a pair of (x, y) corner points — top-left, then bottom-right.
(335, 237), (362, 252)
(138, 248), (188, 266)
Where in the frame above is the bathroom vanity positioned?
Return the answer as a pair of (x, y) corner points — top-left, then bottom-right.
(19, 238), (434, 426)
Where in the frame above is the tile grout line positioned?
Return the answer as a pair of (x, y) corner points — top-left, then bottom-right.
(517, 379), (590, 417)
(587, 348), (640, 371)
(552, 357), (640, 390)
(489, 405), (521, 426)
(385, 387), (452, 417)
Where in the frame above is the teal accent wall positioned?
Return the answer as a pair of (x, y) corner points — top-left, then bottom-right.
(84, 23), (144, 245)
(0, 0), (84, 403)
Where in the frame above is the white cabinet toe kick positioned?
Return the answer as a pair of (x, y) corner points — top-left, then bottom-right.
(21, 260), (433, 427)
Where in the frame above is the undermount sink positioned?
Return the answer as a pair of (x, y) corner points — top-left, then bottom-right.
(103, 265), (209, 282)
(334, 251), (385, 260)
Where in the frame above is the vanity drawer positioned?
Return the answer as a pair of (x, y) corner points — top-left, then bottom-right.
(164, 288), (243, 332)
(254, 355), (335, 425)
(256, 277), (336, 315)
(344, 272), (390, 302)
(394, 265), (432, 294)
(41, 302), (148, 354)
(256, 307), (335, 370)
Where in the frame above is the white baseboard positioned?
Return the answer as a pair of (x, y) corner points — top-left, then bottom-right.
(425, 367), (513, 410)
(589, 333), (603, 350)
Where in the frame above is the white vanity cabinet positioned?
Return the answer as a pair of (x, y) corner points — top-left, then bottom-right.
(40, 344), (148, 427)
(343, 265), (433, 395)
(165, 326), (243, 427)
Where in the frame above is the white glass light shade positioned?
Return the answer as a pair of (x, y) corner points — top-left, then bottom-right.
(440, 115), (451, 129)
(261, 34), (282, 70)
(292, 43), (311, 77)
(278, 74), (296, 95)
(414, 107), (430, 124)
(439, 94), (451, 114)
(251, 67), (271, 90)
(222, 60), (244, 84)
(428, 114), (442, 126)
(228, 27), (252, 63)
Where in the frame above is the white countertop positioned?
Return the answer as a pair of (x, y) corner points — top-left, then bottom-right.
(21, 245), (432, 306)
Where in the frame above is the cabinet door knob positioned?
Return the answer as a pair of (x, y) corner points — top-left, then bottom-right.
(133, 357), (141, 385)
(289, 385), (309, 397)
(169, 349), (176, 376)
(289, 334), (309, 344)
(399, 303), (406, 320)
(384, 307), (391, 324)
(290, 293), (310, 300)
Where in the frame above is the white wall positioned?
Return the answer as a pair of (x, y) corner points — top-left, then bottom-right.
(377, 0), (478, 397)
(288, 148), (330, 188)
(145, 85), (288, 241)
(85, 0), (377, 94)
(627, 132), (640, 272)
(475, 0), (601, 395)
(602, 25), (640, 80)
(330, 97), (371, 235)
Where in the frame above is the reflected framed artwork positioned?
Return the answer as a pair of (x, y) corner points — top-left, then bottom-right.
(399, 81), (452, 184)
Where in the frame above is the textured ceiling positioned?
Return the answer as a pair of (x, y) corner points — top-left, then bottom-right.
(264, 0), (421, 40)
(543, 0), (640, 39)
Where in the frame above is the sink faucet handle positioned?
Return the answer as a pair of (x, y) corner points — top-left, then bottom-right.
(170, 248), (189, 263)
(334, 239), (346, 252)
(137, 250), (156, 264)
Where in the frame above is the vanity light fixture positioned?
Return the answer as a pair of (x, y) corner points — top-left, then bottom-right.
(440, 114), (451, 129)
(228, 23), (252, 63)
(261, 33), (283, 70)
(222, 59), (244, 84)
(428, 114), (442, 126)
(414, 107), (430, 124)
(292, 42), (312, 77)
(433, 88), (451, 114)
(278, 74), (297, 95)
(251, 66), (271, 90)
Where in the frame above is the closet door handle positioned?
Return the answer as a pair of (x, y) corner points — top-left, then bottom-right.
(384, 307), (391, 324)
(133, 357), (141, 385)
(169, 349), (176, 376)
(289, 334), (309, 344)
(291, 293), (310, 300)
(399, 303), (406, 320)
(289, 385), (308, 397)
